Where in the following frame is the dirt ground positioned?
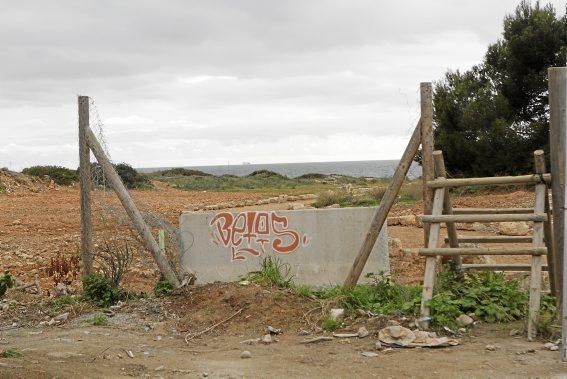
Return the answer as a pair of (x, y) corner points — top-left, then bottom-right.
(1, 173), (565, 377)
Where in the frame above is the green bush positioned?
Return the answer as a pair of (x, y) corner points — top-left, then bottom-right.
(91, 313), (109, 326)
(247, 170), (287, 179)
(0, 272), (14, 298)
(321, 316), (338, 331)
(22, 165), (78, 185)
(154, 168), (212, 177)
(154, 277), (174, 297)
(0, 349), (23, 358)
(82, 274), (123, 307)
(115, 163), (152, 189)
(296, 173), (327, 180)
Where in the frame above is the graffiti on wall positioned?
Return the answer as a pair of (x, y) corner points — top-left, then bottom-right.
(209, 211), (310, 261)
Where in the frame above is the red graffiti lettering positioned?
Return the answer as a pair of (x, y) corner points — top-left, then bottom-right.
(209, 211), (309, 261)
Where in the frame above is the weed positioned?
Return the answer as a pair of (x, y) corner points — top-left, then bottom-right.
(22, 165), (78, 185)
(51, 295), (77, 311)
(537, 294), (560, 338)
(91, 313), (109, 326)
(367, 186), (387, 202)
(243, 256), (294, 288)
(0, 272), (14, 298)
(154, 277), (174, 297)
(95, 241), (133, 287)
(428, 271), (529, 329)
(321, 316), (338, 331)
(0, 349), (23, 358)
(313, 190), (350, 208)
(294, 285), (314, 297)
(82, 273), (123, 307)
(399, 182), (423, 203)
(46, 253), (80, 286)
(273, 292), (284, 301)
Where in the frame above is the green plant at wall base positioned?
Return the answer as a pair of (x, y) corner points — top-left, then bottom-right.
(82, 274), (123, 307)
(51, 295), (77, 311)
(243, 256), (294, 288)
(154, 277), (174, 297)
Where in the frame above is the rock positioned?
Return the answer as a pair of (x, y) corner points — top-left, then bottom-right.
(240, 338), (260, 345)
(387, 217), (401, 226)
(509, 329), (520, 337)
(155, 366), (165, 371)
(378, 326), (415, 346)
(456, 314), (474, 327)
(240, 350), (252, 359)
(499, 222), (530, 236)
(361, 351), (379, 357)
(398, 215), (417, 227)
(485, 344), (498, 351)
(543, 342), (558, 351)
(357, 326), (369, 338)
(332, 333), (358, 338)
(54, 312), (69, 322)
(374, 341), (383, 350)
(386, 320), (400, 327)
(267, 326), (282, 335)
(329, 308), (345, 321)
(326, 204), (340, 209)
(288, 203), (305, 210)
(261, 334), (273, 344)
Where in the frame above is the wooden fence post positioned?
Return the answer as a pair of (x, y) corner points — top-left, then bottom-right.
(78, 96), (93, 278)
(421, 83), (434, 246)
(343, 119), (422, 288)
(549, 67), (567, 361)
(85, 126), (181, 288)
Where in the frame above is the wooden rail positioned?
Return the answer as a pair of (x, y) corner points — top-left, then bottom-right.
(452, 208), (534, 215)
(427, 174), (551, 188)
(444, 236), (533, 244)
(422, 213), (547, 223)
(462, 264), (548, 272)
(419, 247), (547, 256)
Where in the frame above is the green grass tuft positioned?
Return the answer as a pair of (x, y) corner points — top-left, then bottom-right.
(243, 256), (294, 288)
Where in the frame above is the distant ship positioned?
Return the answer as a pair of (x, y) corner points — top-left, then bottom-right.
(242, 162), (251, 165)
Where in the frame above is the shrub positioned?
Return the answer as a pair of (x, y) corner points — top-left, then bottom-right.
(115, 163), (152, 189)
(296, 173), (327, 180)
(312, 190), (350, 208)
(399, 182), (423, 202)
(367, 186), (387, 202)
(96, 241), (133, 287)
(22, 165), (78, 185)
(0, 349), (23, 358)
(243, 256), (294, 288)
(247, 170), (286, 179)
(0, 272), (14, 298)
(155, 168), (212, 177)
(82, 274), (123, 307)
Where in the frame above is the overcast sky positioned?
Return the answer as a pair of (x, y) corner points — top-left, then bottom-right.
(0, 1), (564, 170)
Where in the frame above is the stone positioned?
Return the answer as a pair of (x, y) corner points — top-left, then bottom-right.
(398, 215), (417, 227)
(509, 329), (520, 337)
(240, 350), (252, 359)
(499, 222), (530, 236)
(155, 366), (165, 371)
(456, 314), (474, 327)
(329, 308), (345, 321)
(288, 203), (305, 210)
(357, 326), (369, 338)
(378, 326), (415, 346)
(485, 344), (498, 351)
(361, 351), (379, 357)
(261, 334), (273, 344)
(54, 312), (69, 322)
(374, 341), (383, 350)
(543, 342), (558, 351)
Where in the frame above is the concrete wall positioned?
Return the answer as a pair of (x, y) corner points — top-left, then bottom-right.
(179, 207), (389, 286)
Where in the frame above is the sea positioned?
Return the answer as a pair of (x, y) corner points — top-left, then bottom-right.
(140, 160), (422, 179)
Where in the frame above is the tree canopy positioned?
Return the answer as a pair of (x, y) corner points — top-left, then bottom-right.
(433, 1), (566, 177)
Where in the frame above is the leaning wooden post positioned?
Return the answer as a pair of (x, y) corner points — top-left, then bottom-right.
(433, 151), (461, 268)
(421, 83), (434, 246)
(343, 119), (422, 288)
(534, 150), (556, 296)
(78, 96), (93, 278)
(85, 127), (181, 288)
(549, 67), (567, 361)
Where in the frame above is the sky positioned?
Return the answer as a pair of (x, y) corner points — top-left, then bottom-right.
(0, 1), (565, 170)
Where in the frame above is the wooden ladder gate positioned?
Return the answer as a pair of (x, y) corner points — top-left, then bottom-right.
(419, 150), (555, 341)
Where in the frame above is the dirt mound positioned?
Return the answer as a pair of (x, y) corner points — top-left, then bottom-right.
(165, 283), (317, 337)
(0, 170), (53, 194)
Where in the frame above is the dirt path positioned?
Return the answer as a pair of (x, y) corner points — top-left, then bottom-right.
(0, 321), (564, 378)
